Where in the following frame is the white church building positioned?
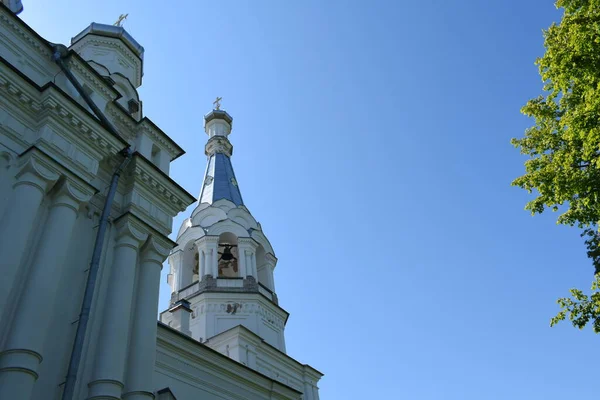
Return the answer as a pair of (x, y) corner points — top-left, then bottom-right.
(0, 2), (323, 399)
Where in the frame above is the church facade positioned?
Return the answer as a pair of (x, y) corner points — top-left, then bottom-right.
(0, 2), (322, 399)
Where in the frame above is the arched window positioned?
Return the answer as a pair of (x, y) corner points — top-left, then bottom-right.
(218, 232), (239, 278)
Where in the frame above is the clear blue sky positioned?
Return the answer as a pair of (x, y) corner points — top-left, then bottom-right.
(20, 1), (600, 399)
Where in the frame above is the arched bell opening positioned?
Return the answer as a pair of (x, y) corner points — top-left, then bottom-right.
(181, 241), (198, 287)
(218, 232), (239, 278)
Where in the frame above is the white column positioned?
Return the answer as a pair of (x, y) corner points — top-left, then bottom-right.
(88, 216), (147, 400)
(238, 238), (258, 279)
(179, 250), (192, 289)
(245, 250), (252, 277)
(168, 250), (183, 292)
(0, 155), (59, 327)
(211, 246), (218, 277)
(251, 252), (257, 280)
(198, 249), (208, 280)
(265, 253), (277, 292)
(123, 237), (169, 400)
(238, 245), (247, 277)
(0, 179), (91, 400)
(195, 236), (219, 278)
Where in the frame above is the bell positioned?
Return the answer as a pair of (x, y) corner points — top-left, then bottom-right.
(221, 246), (234, 261)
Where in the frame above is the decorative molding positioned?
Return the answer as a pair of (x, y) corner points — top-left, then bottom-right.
(14, 148), (61, 190)
(70, 35), (142, 87)
(205, 136), (233, 157)
(55, 177), (95, 204)
(195, 235), (220, 245)
(113, 213), (149, 247)
(238, 237), (259, 251)
(194, 301), (285, 329)
(264, 253), (277, 267)
(127, 155), (195, 225)
(105, 102), (136, 143)
(139, 119), (184, 160)
(156, 324), (303, 398)
(141, 234), (172, 264)
(0, 9), (52, 59)
(65, 56), (117, 101)
(0, 68), (126, 159)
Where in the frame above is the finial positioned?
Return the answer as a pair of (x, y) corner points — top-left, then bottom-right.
(114, 13), (128, 27)
(213, 96), (222, 110)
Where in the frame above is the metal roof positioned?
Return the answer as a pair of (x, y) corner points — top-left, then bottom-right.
(198, 153), (244, 206)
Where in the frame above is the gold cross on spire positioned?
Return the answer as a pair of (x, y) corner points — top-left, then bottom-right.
(114, 13), (128, 27)
(213, 96), (223, 110)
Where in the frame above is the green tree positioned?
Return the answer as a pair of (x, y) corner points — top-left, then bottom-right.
(512, 0), (600, 331)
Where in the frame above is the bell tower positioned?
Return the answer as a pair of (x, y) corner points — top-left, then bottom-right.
(159, 104), (322, 399)
(161, 106), (284, 350)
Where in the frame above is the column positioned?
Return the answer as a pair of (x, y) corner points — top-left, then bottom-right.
(238, 245), (247, 278)
(238, 238), (259, 280)
(87, 216), (147, 400)
(303, 382), (313, 400)
(0, 178), (91, 400)
(0, 155), (59, 327)
(195, 236), (219, 278)
(168, 250), (187, 291)
(199, 250), (206, 278)
(212, 246), (218, 277)
(251, 251), (257, 280)
(265, 253), (277, 292)
(123, 237), (169, 400)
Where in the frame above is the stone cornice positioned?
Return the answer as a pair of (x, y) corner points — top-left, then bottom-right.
(195, 235), (220, 245)
(0, 61), (128, 159)
(237, 237), (259, 250)
(0, 7), (120, 103)
(0, 6), (52, 59)
(186, 291), (289, 323)
(139, 118), (185, 161)
(128, 153), (195, 215)
(105, 104), (185, 161)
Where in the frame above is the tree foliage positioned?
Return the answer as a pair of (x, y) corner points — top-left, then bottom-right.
(550, 274), (600, 332)
(512, 0), (600, 330)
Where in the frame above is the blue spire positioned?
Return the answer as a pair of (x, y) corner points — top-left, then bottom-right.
(198, 109), (243, 206)
(199, 153), (243, 206)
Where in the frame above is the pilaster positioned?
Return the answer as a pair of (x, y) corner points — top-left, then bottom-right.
(0, 176), (93, 400)
(88, 214), (148, 400)
(0, 148), (60, 330)
(124, 235), (171, 400)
